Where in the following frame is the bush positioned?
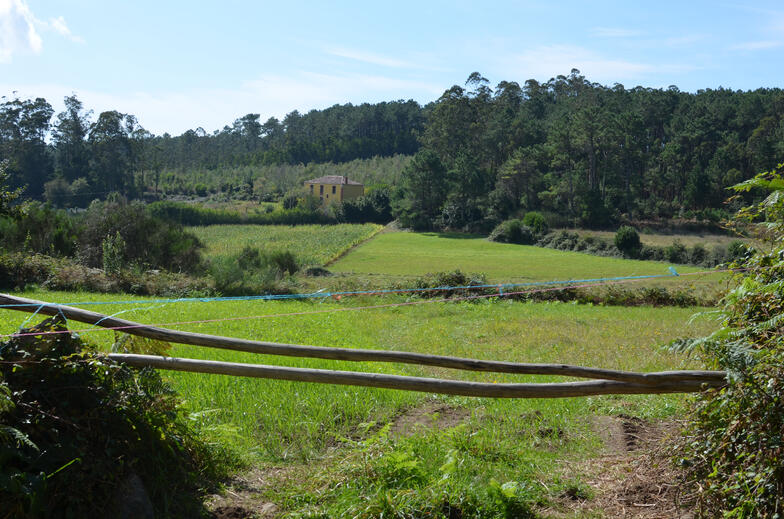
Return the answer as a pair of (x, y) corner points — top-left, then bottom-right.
(673, 164), (784, 515)
(727, 240), (748, 261)
(488, 219), (535, 245)
(79, 198), (204, 273)
(689, 243), (708, 266)
(664, 240), (687, 263)
(614, 226), (641, 257)
(209, 246), (298, 296)
(413, 270), (487, 298)
(0, 202), (80, 257)
(522, 211), (548, 236)
(0, 316), (233, 517)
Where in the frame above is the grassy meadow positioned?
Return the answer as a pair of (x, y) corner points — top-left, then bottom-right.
(330, 231), (707, 281)
(0, 226), (735, 515)
(189, 223), (382, 265)
(0, 286), (721, 515)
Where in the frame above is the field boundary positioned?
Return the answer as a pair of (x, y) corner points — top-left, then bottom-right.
(323, 223), (386, 266)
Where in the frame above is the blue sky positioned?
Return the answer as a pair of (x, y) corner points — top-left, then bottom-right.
(2, 0), (783, 135)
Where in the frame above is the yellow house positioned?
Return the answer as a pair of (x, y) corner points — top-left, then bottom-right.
(304, 176), (364, 205)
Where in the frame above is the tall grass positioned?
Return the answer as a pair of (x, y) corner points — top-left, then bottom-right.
(190, 223), (382, 266)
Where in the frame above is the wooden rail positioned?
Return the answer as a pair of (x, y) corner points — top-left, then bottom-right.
(1, 293), (727, 397)
(110, 354), (725, 398)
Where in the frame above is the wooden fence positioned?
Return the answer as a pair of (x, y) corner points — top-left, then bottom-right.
(0, 293), (727, 398)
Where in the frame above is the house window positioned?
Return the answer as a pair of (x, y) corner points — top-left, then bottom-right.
(332, 186), (336, 194)
(320, 185), (324, 195)
(309, 184), (313, 193)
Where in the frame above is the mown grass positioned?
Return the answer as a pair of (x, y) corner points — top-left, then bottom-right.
(331, 231), (707, 282)
(189, 223), (382, 266)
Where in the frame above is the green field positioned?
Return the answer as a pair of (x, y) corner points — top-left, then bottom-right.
(0, 288), (719, 515)
(188, 223), (382, 265)
(0, 229), (732, 515)
(331, 231), (705, 281)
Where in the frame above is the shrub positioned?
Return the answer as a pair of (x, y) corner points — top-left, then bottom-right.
(488, 219), (535, 245)
(209, 246), (298, 296)
(522, 211), (548, 236)
(101, 231), (126, 274)
(673, 164), (784, 515)
(727, 240), (748, 261)
(689, 243), (708, 266)
(79, 198), (204, 273)
(664, 240), (687, 263)
(0, 316), (233, 517)
(0, 202), (80, 257)
(614, 226), (641, 257)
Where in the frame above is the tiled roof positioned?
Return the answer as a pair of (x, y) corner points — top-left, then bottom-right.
(304, 175), (363, 185)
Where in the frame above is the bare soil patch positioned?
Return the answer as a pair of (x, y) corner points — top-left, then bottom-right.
(547, 416), (695, 518)
(389, 400), (470, 438)
(206, 466), (292, 519)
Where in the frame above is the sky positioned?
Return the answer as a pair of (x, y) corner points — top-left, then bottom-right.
(2, 0), (783, 136)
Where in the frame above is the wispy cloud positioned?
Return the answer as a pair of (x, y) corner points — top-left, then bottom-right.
(730, 40), (782, 51)
(325, 46), (419, 69)
(0, 0), (42, 63)
(47, 15), (84, 44)
(661, 34), (705, 47)
(0, 0), (82, 63)
(590, 27), (642, 38)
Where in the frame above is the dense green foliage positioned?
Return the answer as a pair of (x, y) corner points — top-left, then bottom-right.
(395, 70), (784, 230)
(0, 94), (420, 204)
(614, 226), (642, 257)
(488, 219), (535, 245)
(0, 317), (232, 517)
(3, 72), (783, 227)
(674, 164), (784, 516)
(0, 198), (204, 274)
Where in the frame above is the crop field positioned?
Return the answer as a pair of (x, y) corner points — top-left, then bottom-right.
(0, 288), (721, 515)
(331, 231), (708, 281)
(189, 223), (382, 265)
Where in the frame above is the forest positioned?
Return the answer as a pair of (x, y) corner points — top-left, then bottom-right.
(1, 69), (783, 229)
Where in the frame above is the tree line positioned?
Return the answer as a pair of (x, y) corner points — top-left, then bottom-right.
(2, 70), (783, 228)
(0, 96), (422, 204)
(395, 70), (784, 230)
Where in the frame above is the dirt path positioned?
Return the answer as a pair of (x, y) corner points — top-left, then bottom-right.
(546, 416), (695, 518)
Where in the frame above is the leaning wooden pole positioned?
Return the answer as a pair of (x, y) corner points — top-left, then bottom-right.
(0, 293), (726, 386)
(110, 354), (725, 398)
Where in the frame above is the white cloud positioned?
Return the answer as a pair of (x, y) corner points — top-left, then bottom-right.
(730, 40), (782, 51)
(47, 15), (84, 44)
(590, 27), (642, 38)
(325, 46), (417, 68)
(0, 0), (82, 63)
(1, 73), (442, 135)
(0, 0), (43, 63)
